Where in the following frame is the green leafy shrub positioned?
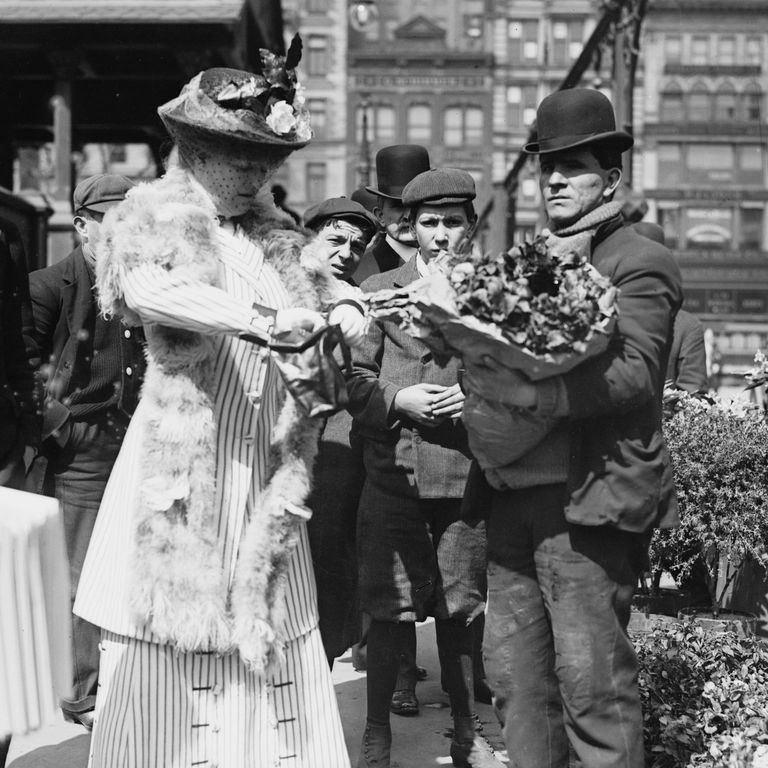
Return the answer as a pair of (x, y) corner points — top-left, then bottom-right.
(649, 389), (768, 613)
(636, 619), (768, 767)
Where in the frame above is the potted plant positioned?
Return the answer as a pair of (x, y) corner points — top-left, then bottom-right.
(648, 387), (768, 628)
(636, 618), (768, 767)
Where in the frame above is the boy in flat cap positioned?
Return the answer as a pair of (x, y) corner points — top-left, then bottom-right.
(353, 144), (431, 284)
(302, 196), (377, 667)
(347, 168), (504, 768)
(29, 173), (144, 730)
(462, 88), (682, 768)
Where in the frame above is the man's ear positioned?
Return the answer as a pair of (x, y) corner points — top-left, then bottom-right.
(73, 215), (89, 240)
(603, 168), (622, 199)
(373, 206), (385, 227)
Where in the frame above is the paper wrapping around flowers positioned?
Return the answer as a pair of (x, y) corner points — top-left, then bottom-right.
(366, 272), (616, 381)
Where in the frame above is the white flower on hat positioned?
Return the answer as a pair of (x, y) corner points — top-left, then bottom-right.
(266, 100), (298, 135)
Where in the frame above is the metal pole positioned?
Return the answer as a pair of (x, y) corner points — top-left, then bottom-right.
(358, 97), (372, 188)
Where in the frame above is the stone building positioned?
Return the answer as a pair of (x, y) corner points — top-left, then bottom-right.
(639, 0), (768, 380)
(345, 0), (494, 212)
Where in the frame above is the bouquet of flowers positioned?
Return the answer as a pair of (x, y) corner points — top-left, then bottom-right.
(364, 235), (618, 379)
(363, 236), (618, 477)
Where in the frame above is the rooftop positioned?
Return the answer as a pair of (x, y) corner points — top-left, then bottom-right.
(0, 0), (245, 23)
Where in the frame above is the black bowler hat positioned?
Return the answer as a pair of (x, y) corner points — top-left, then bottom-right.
(304, 196), (378, 241)
(523, 88), (633, 155)
(402, 167), (476, 208)
(365, 144), (431, 201)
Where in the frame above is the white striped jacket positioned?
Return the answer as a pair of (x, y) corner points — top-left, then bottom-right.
(74, 225), (318, 643)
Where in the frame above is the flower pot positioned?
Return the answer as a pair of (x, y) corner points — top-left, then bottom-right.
(677, 607), (758, 637)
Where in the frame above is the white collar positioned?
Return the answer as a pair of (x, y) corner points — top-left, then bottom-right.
(385, 234), (417, 262)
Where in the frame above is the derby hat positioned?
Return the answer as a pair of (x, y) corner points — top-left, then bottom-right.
(401, 167), (476, 209)
(365, 144), (431, 200)
(523, 88), (633, 155)
(304, 196), (378, 241)
(73, 174), (134, 214)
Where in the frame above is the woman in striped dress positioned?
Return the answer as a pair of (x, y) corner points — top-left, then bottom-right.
(73, 60), (364, 768)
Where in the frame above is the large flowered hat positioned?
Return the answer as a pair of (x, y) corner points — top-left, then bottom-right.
(158, 35), (312, 181)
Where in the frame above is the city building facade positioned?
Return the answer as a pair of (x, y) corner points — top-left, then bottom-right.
(639, 0), (768, 379)
(344, 0), (494, 213)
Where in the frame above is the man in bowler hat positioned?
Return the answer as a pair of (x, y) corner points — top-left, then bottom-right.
(352, 144), (430, 284)
(462, 88), (683, 768)
(28, 173), (145, 730)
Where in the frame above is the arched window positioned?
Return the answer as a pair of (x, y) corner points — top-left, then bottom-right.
(714, 82), (738, 121)
(406, 104), (432, 143)
(687, 81), (711, 122)
(743, 82), (763, 123)
(356, 103), (396, 144)
(660, 81), (684, 122)
(443, 106), (484, 146)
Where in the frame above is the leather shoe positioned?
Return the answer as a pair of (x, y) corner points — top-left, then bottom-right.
(451, 716), (505, 768)
(390, 688), (419, 716)
(357, 722), (391, 768)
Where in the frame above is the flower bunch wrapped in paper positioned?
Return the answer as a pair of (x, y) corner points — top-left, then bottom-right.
(363, 235), (618, 476)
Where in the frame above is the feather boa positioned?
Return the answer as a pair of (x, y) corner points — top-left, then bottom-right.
(95, 168), (341, 672)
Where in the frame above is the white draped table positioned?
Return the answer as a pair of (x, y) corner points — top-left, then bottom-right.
(0, 488), (71, 739)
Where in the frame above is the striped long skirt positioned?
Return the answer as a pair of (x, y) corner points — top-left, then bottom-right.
(89, 628), (349, 768)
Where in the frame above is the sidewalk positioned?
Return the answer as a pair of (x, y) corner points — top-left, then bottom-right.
(7, 620), (508, 768)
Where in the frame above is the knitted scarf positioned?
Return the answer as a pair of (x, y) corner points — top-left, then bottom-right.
(96, 168), (341, 672)
(543, 200), (624, 262)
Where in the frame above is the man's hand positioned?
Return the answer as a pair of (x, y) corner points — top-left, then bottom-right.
(463, 355), (538, 409)
(273, 307), (325, 337)
(430, 382), (465, 419)
(393, 383), (452, 427)
(328, 304), (367, 348)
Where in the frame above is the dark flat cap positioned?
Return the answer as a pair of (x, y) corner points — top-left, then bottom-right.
(73, 174), (134, 213)
(304, 196), (378, 240)
(401, 167), (476, 208)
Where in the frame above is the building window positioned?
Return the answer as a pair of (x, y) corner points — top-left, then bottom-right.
(508, 20), (538, 63)
(665, 35), (682, 63)
(551, 19), (584, 65)
(740, 207), (764, 250)
(306, 162), (326, 203)
(687, 82), (711, 122)
(746, 36), (763, 66)
(357, 103), (396, 144)
(714, 82), (738, 121)
(660, 82), (684, 122)
(407, 103), (432, 143)
(306, 35), (329, 76)
(307, 98), (327, 139)
(687, 144), (734, 184)
(443, 106), (484, 146)
(739, 144), (765, 184)
(657, 143), (682, 186)
(506, 85), (537, 128)
(691, 35), (709, 65)
(717, 36), (736, 65)
(684, 207), (733, 250)
(108, 145), (127, 163)
(744, 83), (763, 122)
(658, 207), (680, 250)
